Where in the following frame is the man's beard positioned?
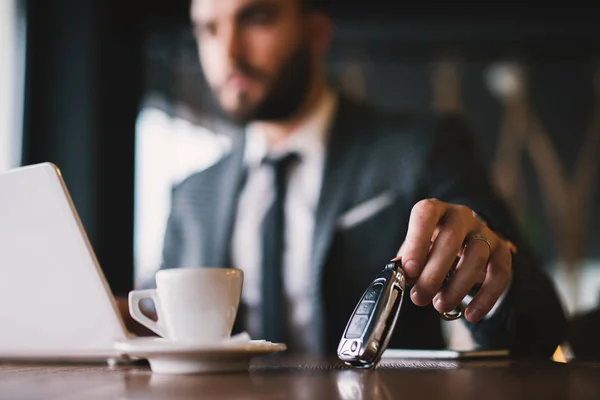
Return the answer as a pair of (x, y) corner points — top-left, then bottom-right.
(217, 43), (313, 125)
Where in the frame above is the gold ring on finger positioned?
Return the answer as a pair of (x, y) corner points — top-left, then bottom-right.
(466, 233), (492, 261)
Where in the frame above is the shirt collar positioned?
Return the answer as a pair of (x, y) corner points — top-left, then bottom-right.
(244, 87), (338, 168)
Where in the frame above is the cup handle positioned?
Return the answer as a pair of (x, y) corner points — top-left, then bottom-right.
(128, 289), (167, 337)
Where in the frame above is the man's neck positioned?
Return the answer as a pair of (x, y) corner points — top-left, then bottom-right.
(253, 80), (326, 149)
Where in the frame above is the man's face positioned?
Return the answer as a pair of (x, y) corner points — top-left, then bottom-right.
(191, 0), (316, 124)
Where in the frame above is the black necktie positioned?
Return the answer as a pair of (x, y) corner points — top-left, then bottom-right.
(260, 152), (299, 343)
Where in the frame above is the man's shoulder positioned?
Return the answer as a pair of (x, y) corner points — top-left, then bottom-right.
(337, 94), (466, 143)
(335, 95), (478, 187)
(169, 152), (236, 199)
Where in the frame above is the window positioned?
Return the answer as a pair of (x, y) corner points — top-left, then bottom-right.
(0, 0), (26, 172)
(133, 95), (231, 288)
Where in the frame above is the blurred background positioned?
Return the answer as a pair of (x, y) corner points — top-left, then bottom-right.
(1, 0), (599, 350)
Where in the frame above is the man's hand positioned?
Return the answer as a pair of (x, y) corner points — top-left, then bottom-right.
(395, 199), (515, 323)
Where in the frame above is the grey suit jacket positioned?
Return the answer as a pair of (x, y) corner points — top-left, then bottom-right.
(158, 95), (567, 357)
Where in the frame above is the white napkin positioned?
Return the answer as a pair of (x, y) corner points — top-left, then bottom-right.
(226, 331), (252, 343)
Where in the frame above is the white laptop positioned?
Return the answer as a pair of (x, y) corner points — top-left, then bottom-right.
(0, 162), (133, 363)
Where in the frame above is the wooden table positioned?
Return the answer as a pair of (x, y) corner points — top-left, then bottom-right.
(1, 356), (599, 399)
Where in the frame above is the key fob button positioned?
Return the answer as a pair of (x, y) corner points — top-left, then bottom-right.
(364, 283), (383, 301)
(346, 315), (369, 338)
(356, 301), (376, 315)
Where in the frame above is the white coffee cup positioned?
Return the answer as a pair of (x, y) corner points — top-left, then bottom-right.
(128, 267), (243, 343)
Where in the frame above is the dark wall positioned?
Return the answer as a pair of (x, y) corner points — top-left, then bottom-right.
(22, 0), (144, 295)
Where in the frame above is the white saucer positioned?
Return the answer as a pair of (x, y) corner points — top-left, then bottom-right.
(114, 336), (286, 374)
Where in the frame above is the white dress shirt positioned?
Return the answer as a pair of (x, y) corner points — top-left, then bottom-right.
(231, 88), (337, 352)
(231, 88), (509, 351)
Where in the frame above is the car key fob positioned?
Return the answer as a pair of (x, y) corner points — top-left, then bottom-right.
(337, 260), (407, 369)
(337, 258), (470, 368)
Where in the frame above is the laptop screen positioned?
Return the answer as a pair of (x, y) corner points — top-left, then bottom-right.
(0, 163), (130, 361)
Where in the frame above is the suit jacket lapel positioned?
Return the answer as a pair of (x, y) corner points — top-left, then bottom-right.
(309, 96), (366, 353)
